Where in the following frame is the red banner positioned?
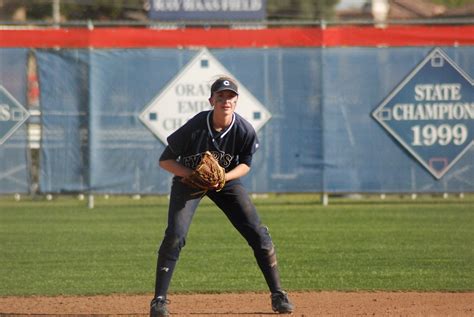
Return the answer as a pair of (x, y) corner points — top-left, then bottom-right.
(0, 26), (473, 48)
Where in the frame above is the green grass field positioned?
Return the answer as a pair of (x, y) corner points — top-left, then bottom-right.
(0, 194), (473, 296)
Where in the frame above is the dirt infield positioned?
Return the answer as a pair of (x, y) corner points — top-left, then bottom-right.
(1, 292), (473, 316)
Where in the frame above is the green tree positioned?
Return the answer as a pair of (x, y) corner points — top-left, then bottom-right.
(61, 0), (143, 21)
(0, 0), (144, 21)
(430, 0), (474, 7)
(0, 0), (51, 20)
(267, 0), (341, 20)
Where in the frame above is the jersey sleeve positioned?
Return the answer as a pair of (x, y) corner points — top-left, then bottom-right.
(238, 125), (259, 167)
(166, 127), (187, 156)
(165, 115), (198, 156)
(159, 145), (178, 161)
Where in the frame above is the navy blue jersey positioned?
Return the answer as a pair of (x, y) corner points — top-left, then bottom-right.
(160, 110), (259, 171)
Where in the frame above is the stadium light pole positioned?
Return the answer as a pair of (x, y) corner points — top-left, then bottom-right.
(53, 0), (60, 26)
(372, 0), (389, 27)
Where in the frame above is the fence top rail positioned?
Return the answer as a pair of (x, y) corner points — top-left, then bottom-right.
(0, 17), (474, 29)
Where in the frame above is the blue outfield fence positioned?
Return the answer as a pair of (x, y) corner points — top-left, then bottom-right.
(323, 47), (473, 193)
(0, 49), (30, 194)
(1, 46), (473, 194)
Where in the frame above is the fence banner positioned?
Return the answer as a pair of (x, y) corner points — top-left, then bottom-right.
(323, 47), (474, 193)
(87, 50), (183, 193)
(36, 47), (473, 194)
(37, 50), (90, 193)
(0, 49), (30, 194)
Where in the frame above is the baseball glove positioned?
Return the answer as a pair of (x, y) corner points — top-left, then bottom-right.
(181, 151), (226, 192)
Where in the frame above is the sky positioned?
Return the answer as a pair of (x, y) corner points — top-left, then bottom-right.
(336, 0), (368, 9)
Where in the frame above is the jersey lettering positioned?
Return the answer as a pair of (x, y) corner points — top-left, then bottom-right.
(182, 153), (202, 169)
(181, 151), (234, 169)
(168, 111), (258, 170)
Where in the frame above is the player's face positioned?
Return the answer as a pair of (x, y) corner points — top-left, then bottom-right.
(210, 90), (238, 115)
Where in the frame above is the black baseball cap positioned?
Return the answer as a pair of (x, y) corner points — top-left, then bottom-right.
(210, 78), (239, 97)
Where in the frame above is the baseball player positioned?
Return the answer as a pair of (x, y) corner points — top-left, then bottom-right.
(150, 76), (294, 316)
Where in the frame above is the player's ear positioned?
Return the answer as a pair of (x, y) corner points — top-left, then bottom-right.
(208, 96), (214, 107)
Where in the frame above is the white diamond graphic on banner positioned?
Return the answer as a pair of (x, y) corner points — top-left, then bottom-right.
(140, 48), (271, 144)
(372, 48), (474, 179)
(0, 85), (30, 146)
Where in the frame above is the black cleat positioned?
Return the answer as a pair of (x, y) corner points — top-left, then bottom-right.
(150, 296), (170, 317)
(271, 291), (294, 314)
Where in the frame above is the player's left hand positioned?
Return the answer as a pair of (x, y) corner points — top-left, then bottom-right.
(181, 151), (226, 191)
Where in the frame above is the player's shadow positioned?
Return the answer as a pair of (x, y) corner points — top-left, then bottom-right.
(188, 313), (277, 315)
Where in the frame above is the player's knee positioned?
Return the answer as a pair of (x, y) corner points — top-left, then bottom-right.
(250, 225), (274, 254)
(158, 233), (186, 260)
(253, 238), (278, 268)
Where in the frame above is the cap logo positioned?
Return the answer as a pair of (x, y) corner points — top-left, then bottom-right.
(223, 80), (230, 86)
